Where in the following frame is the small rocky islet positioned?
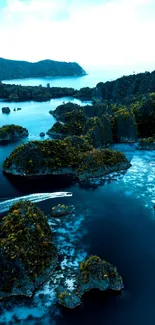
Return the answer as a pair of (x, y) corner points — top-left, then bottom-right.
(51, 204), (75, 218)
(2, 106), (22, 113)
(3, 138), (130, 184)
(2, 106), (11, 114)
(0, 201), (124, 309)
(57, 256), (123, 309)
(0, 124), (28, 142)
(137, 137), (155, 150)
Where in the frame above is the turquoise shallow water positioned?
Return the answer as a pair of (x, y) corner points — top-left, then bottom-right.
(0, 97), (91, 140)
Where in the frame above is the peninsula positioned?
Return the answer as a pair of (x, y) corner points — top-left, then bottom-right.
(0, 58), (86, 80)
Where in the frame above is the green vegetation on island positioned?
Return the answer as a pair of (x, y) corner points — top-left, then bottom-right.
(52, 91), (155, 144)
(0, 201), (57, 298)
(84, 116), (112, 147)
(49, 106), (112, 147)
(57, 255), (124, 309)
(111, 108), (137, 142)
(95, 70), (155, 101)
(0, 201), (124, 306)
(0, 124), (28, 142)
(51, 204), (75, 218)
(137, 137), (155, 150)
(0, 82), (76, 101)
(47, 110), (87, 137)
(3, 137), (130, 181)
(0, 58), (86, 80)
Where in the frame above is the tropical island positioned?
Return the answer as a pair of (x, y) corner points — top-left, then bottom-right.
(0, 201), (57, 299)
(57, 255), (124, 309)
(3, 137), (130, 182)
(0, 58), (86, 80)
(0, 124), (28, 142)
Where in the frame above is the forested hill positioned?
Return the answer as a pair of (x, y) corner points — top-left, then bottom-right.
(95, 70), (155, 101)
(0, 58), (86, 80)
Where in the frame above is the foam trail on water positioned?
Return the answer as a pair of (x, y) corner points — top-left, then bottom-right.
(0, 192), (72, 213)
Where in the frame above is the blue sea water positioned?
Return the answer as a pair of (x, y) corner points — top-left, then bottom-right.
(1, 67), (135, 89)
(3, 65), (154, 89)
(0, 76), (155, 324)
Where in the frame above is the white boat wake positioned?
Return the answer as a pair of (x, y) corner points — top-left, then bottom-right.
(0, 192), (72, 213)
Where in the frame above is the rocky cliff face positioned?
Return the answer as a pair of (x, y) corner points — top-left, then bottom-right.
(52, 101), (138, 144)
(0, 201), (57, 299)
(84, 116), (112, 148)
(3, 139), (130, 184)
(132, 95), (155, 137)
(113, 108), (137, 143)
(94, 70), (155, 101)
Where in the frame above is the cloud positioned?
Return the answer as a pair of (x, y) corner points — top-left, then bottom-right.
(0, 0), (7, 8)
(0, 0), (155, 72)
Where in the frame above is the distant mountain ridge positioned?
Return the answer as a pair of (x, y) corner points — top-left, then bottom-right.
(0, 58), (86, 80)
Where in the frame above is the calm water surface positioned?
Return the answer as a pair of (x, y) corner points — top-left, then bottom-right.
(2, 68), (135, 89)
(0, 97), (91, 140)
(0, 82), (155, 324)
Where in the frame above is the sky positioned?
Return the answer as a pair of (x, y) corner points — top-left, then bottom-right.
(0, 0), (155, 72)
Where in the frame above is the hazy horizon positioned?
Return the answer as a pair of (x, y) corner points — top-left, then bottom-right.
(0, 0), (155, 75)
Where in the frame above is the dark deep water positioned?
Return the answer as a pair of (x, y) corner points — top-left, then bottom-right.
(1, 94), (155, 324)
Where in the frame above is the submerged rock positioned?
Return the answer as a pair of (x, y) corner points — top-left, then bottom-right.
(51, 204), (75, 218)
(57, 256), (124, 309)
(84, 116), (112, 148)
